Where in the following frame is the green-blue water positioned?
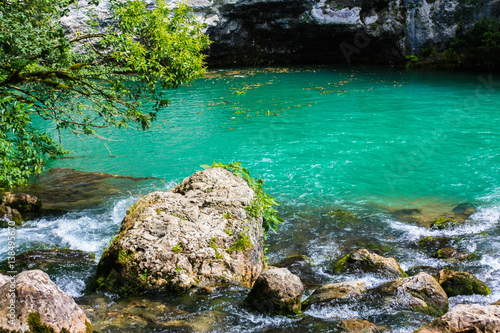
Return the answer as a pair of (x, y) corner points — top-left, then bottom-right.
(45, 67), (500, 207)
(3, 67), (500, 332)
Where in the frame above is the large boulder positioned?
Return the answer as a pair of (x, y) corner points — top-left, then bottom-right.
(332, 249), (408, 278)
(435, 269), (490, 297)
(0, 270), (92, 333)
(370, 272), (448, 317)
(246, 268), (304, 315)
(415, 304), (500, 333)
(95, 168), (264, 294)
(302, 280), (367, 309)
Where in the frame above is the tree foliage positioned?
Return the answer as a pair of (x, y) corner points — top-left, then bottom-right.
(0, 0), (209, 187)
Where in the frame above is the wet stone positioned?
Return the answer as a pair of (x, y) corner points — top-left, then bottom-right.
(272, 255), (321, 287)
(246, 268), (303, 315)
(331, 249), (407, 278)
(434, 247), (472, 261)
(435, 269), (490, 297)
(302, 280), (367, 309)
(337, 319), (381, 333)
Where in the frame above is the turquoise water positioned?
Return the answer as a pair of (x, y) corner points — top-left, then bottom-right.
(3, 67), (500, 332)
(45, 67), (500, 207)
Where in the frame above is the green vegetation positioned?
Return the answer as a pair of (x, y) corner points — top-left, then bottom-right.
(172, 243), (182, 253)
(0, 312), (93, 333)
(227, 234), (253, 252)
(201, 162), (284, 233)
(223, 212), (232, 220)
(414, 18), (500, 71)
(28, 312), (71, 333)
(209, 237), (222, 259)
(0, 0), (209, 188)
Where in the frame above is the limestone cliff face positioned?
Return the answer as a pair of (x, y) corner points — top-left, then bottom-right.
(62, 0), (500, 66)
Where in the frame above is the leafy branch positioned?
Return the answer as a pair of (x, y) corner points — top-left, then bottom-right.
(201, 162), (284, 234)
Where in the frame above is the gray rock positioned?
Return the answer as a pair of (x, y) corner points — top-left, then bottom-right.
(246, 268), (303, 315)
(370, 272), (448, 317)
(0, 270), (92, 333)
(414, 304), (500, 333)
(62, 0), (500, 66)
(303, 280), (367, 309)
(331, 248), (408, 278)
(95, 167), (264, 294)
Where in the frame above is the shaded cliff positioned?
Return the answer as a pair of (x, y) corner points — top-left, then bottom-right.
(63, 0), (500, 66)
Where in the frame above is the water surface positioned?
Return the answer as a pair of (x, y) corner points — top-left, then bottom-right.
(2, 67), (500, 332)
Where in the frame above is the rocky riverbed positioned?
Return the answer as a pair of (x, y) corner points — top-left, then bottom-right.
(1, 167), (499, 332)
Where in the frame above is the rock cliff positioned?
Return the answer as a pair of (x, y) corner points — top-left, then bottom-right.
(62, 0), (500, 66)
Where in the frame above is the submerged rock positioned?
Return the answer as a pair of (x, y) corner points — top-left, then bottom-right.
(95, 168), (264, 294)
(0, 270), (92, 332)
(430, 217), (465, 230)
(327, 209), (357, 226)
(337, 319), (382, 333)
(414, 304), (500, 333)
(302, 280), (367, 309)
(0, 248), (95, 273)
(246, 268), (303, 315)
(331, 249), (407, 278)
(435, 269), (490, 297)
(407, 266), (440, 277)
(434, 247), (472, 261)
(370, 272), (448, 317)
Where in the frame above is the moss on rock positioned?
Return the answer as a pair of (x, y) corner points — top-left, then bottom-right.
(435, 269), (490, 297)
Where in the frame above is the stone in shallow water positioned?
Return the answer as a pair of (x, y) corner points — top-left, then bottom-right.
(407, 266), (440, 277)
(414, 304), (500, 333)
(337, 319), (382, 333)
(417, 236), (457, 249)
(434, 247), (472, 261)
(435, 269), (490, 297)
(272, 254), (321, 287)
(0, 270), (92, 332)
(95, 168), (264, 294)
(370, 272), (449, 317)
(246, 268), (303, 315)
(302, 280), (367, 309)
(331, 248), (408, 278)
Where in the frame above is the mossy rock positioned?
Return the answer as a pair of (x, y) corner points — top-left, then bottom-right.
(417, 236), (457, 248)
(331, 249), (407, 278)
(435, 269), (490, 297)
(430, 217), (464, 230)
(434, 247), (472, 261)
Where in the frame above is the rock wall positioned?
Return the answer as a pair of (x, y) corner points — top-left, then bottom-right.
(63, 0), (500, 66)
